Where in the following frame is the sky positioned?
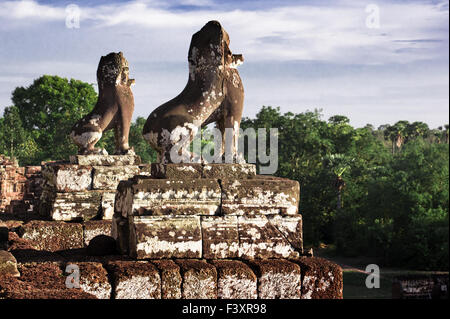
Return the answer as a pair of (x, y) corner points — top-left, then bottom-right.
(0, 0), (448, 128)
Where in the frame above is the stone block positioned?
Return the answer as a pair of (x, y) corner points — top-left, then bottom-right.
(0, 250), (20, 277)
(267, 214), (303, 252)
(42, 163), (92, 192)
(116, 177), (221, 216)
(248, 259), (301, 299)
(21, 221), (84, 251)
(210, 260), (257, 299)
(237, 216), (299, 259)
(70, 154), (141, 166)
(101, 192), (116, 219)
(47, 191), (103, 221)
(202, 163), (256, 179)
(175, 259), (217, 299)
(92, 165), (140, 190)
(128, 216), (202, 259)
(65, 262), (111, 299)
(0, 267), (96, 299)
(201, 216), (239, 259)
(151, 163), (203, 179)
(293, 257), (343, 299)
(151, 259), (182, 299)
(18, 262), (66, 290)
(221, 177), (299, 215)
(0, 282), (97, 299)
(83, 220), (112, 246)
(107, 261), (161, 299)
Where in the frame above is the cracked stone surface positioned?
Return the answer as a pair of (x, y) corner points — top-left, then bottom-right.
(221, 177), (300, 215)
(66, 262), (111, 299)
(210, 260), (257, 299)
(151, 259), (182, 299)
(293, 257), (343, 299)
(45, 191), (103, 221)
(41, 163), (92, 193)
(20, 221), (84, 252)
(267, 214), (303, 252)
(107, 260), (161, 299)
(238, 215), (299, 259)
(176, 259), (217, 299)
(116, 177), (221, 217)
(248, 259), (302, 299)
(201, 216), (239, 259)
(92, 166), (140, 190)
(129, 215), (202, 259)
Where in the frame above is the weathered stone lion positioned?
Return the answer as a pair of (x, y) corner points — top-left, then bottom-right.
(71, 52), (135, 155)
(143, 21), (244, 163)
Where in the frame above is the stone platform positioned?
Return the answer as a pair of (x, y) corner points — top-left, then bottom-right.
(0, 161), (344, 299)
(1, 221), (343, 299)
(39, 155), (150, 221)
(112, 163), (302, 260)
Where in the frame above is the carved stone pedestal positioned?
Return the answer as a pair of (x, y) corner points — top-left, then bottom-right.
(113, 163), (303, 260)
(40, 155), (150, 221)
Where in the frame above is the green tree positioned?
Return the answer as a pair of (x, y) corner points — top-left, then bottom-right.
(129, 117), (157, 164)
(322, 154), (354, 210)
(406, 121), (429, 142)
(0, 106), (39, 165)
(11, 75), (97, 163)
(384, 121), (409, 154)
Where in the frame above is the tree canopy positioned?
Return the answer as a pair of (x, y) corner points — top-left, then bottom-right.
(241, 106), (448, 270)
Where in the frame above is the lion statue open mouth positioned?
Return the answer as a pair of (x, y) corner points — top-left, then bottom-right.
(143, 21), (245, 164)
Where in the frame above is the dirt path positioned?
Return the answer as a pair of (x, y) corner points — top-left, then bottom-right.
(314, 247), (381, 275)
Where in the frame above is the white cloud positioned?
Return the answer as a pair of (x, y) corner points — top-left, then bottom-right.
(0, 0), (448, 128)
(0, 0), (64, 20)
(0, 0), (447, 64)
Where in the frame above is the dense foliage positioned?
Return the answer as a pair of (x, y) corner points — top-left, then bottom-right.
(241, 107), (449, 270)
(0, 76), (448, 270)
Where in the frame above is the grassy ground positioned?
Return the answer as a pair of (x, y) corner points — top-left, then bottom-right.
(343, 270), (392, 299)
(313, 244), (449, 299)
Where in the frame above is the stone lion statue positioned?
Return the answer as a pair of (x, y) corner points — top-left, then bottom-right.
(71, 52), (135, 155)
(143, 21), (244, 163)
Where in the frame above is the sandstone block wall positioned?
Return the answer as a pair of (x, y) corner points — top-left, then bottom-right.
(39, 155), (150, 221)
(0, 157), (345, 300)
(1, 254), (343, 299)
(0, 155), (43, 216)
(113, 163), (303, 260)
